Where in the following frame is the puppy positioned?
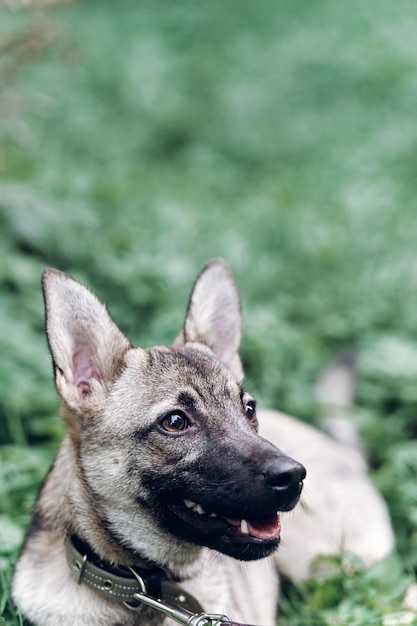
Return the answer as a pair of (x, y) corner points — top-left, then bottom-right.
(13, 259), (394, 625)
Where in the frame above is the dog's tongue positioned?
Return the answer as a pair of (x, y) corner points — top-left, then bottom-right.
(247, 514), (281, 540)
(226, 514), (281, 540)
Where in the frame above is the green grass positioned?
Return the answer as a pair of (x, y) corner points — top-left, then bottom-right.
(1, 0), (417, 624)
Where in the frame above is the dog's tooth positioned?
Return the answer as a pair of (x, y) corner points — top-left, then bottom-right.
(183, 499), (209, 515)
(240, 519), (249, 535)
(209, 512), (218, 518)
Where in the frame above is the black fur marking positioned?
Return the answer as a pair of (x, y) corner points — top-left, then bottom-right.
(133, 423), (156, 441)
(177, 392), (196, 411)
(25, 508), (47, 536)
(19, 507), (49, 558)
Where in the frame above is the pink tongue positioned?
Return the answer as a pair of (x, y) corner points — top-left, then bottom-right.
(247, 515), (281, 540)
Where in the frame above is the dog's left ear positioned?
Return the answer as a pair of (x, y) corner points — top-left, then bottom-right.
(175, 258), (243, 381)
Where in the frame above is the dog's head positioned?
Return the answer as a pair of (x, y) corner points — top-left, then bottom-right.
(42, 259), (305, 565)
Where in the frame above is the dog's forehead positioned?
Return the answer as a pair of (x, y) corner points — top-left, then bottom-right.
(123, 344), (242, 401)
(99, 345), (246, 436)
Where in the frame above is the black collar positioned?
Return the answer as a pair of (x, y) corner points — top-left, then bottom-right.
(65, 535), (256, 626)
(65, 534), (203, 613)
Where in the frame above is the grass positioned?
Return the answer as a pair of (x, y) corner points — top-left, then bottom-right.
(1, 0), (417, 624)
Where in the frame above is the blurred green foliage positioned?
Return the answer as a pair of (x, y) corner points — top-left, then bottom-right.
(1, 0), (417, 624)
(280, 552), (415, 626)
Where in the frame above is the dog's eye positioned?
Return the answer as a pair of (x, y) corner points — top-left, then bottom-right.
(245, 400), (257, 425)
(160, 411), (190, 433)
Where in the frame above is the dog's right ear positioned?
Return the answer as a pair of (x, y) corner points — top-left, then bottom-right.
(42, 269), (131, 414)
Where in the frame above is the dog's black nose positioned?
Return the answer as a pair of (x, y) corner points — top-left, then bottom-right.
(263, 456), (306, 491)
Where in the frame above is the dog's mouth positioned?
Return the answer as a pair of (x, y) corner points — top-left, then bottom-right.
(165, 497), (282, 559)
(177, 498), (281, 540)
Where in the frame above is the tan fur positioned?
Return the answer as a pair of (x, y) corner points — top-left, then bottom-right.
(13, 259), (394, 626)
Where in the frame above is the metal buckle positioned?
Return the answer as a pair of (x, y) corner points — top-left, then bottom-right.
(73, 552), (88, 585)
(122, 567), (147, 611)
(124, 567), (230, 626)
(188, 613), (230, 626)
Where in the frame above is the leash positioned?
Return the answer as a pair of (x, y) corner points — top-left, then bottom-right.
(65, 536), (256, 626)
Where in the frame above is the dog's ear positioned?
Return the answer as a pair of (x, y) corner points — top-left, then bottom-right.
(175, 259), (243, 381)
(42, 269), (131, 412)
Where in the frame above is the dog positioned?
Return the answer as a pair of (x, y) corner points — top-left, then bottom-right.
(13, 258), (394, 626)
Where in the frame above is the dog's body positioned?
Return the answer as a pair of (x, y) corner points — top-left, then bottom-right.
(13, 259), (394, 626)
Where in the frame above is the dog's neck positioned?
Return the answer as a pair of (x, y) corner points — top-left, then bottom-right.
(65, 535), (255, 626)
(65, 534), (206, 616)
